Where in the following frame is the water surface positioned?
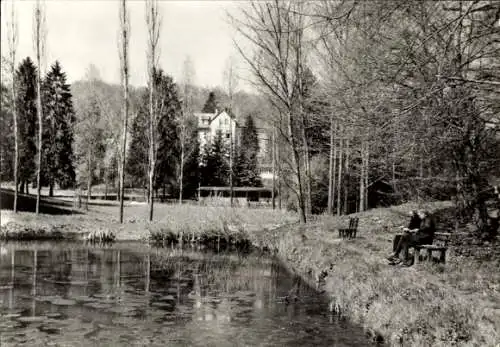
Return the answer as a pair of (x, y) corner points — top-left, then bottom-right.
(0, 242), (374, 346)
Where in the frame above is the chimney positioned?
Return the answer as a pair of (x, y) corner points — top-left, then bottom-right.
(214, 108), (218, 115)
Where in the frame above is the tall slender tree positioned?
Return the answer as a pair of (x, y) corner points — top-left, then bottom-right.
(178, 56), (196, 203)
(16, 58), (38, 195)
(6, 0), (19, 212)
(33, 0), (47, 214)
(223, 55), (239, 206)
(231, 1), (308, 222)
(118, 0), (130, 223)
(145, 0), (162, 221)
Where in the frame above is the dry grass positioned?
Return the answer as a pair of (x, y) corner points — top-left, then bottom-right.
(258, 201), (500, 347)
(1, 202), (298, 242)
(2, 199), (499, 346)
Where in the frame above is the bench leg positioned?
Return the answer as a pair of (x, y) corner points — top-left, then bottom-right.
(440, 250), (446, 264)
(414, 248), (421, 264)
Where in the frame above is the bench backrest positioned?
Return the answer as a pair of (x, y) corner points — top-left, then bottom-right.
(434, 232), (451, 247)
(349, 217), (359, 230)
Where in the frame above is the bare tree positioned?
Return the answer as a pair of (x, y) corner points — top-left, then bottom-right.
(231, 1), (308, 223)
(33, 0), (46, 214)
(223, 55), (239, 206)
(118, 0), (130, 223)
(178, 56), (195, 204)
(146, 0), (162, 221)
(6, 0), (19, 213)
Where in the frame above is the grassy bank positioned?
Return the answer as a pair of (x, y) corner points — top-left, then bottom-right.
(250, 201), (500, 347)
(0, 201), (298, 243)
(2, 198), (499, 346)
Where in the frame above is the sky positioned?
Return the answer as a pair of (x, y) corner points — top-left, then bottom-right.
(1, 0), (247, 90)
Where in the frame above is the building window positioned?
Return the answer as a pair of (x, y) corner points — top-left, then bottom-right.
(226, 133), (230, 139)
(224, 118), (229, 125)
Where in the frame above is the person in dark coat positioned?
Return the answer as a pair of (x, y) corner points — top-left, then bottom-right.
(387, 210), (436, 265)
(390, 210), (421, 252)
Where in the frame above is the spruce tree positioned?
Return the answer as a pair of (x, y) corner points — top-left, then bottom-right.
(200, 130), (229, 186)
(0, 84), (14, 181)
(235, 115), (261, 187)
(127, 70), (181, 194)
(42, 61), (75, 195)
(15, 57), (38, 194)
(201, 91), (218, 113)
(126, 108), (149, 189)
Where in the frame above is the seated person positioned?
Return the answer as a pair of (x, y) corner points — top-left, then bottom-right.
(387, 210), (436, 265)
(391, 210), (420, 250)
(405, 210), (421, 232)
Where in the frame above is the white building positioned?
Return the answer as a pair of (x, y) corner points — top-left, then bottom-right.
(195, 109), (275, 186)
(195, 109), (238, 150)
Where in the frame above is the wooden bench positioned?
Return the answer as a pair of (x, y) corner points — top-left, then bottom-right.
(338, 217), (359, 239)
(414, 232), (452, 264)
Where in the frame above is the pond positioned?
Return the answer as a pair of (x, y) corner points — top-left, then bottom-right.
(0, 242), (375, 346)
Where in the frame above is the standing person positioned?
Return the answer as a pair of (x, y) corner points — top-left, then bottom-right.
(387, 210), (436, 265)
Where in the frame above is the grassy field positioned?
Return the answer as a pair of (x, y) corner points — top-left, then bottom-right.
(1, 195), (298, 241)
(1, 191), (499, 346)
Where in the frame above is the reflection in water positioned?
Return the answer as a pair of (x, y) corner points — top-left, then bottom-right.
(0, 243), (374, 346)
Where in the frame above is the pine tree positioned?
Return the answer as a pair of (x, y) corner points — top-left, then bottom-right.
(200, 130), (229, 186)
(154, 70), (182, 192)
(42, 61), (75, 195)
(127, 69), (181, 196)
(0, 84), (14, 181)
(235, 115), (261, 187)
(15, 57), (38, 194)
(126, 108), (149, 189)
(201, 91), (218, 113)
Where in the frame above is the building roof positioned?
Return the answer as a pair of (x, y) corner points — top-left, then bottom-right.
(210, 110), (239, 126)
(194, 109), (240, 129)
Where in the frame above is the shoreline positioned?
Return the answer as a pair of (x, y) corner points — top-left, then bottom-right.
(1, 202), (499, 346)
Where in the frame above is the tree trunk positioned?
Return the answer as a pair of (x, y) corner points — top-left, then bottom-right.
(11, 67), (19, 213)
(104, 169), (108, 200)
(327, 116), (335, 215)
(229, 123), (234, 207)
(365, 143), (369, 211)
(287, 111), (306, 223)
(86, 149), (92, 211)
(336, 127), (343, 216)
(35, 61), (43, 215)
(277, 135), (282, 210)
(49, 182), (54, 197)
(359, 140), (365, 212)
(148, 165), (154, 221)
(301, 114), (312, 216)
(179, 142), (184, 204)
(271, 128), (276, 210)
(118, 0), (129, 224)
(344, 138), (350, 215)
